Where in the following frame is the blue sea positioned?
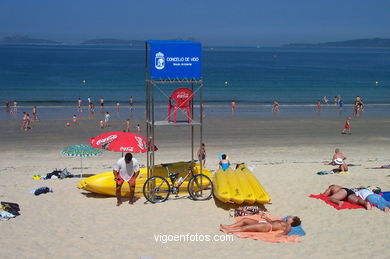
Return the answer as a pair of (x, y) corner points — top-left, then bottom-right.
(1, 45), (389, 119)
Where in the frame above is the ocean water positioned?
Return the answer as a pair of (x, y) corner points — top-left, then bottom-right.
(1, 45), (389, 119)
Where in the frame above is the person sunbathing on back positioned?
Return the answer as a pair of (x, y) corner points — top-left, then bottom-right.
(220, 215), (301, 235)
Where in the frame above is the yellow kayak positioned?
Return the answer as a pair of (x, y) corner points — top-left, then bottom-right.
(213, 164), (270, 204)
(77, 161), (212, 197)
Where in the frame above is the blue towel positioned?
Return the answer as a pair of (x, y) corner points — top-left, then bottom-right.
(283, 216), (306, 236)
(380, 192), (390, 201)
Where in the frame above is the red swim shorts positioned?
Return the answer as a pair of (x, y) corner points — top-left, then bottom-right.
(115, 173), (136, 184)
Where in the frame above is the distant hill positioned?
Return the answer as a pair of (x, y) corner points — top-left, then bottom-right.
(81, 38), (144, 46)
(283, 38), (390, 48)
(0, 35), (60, 45)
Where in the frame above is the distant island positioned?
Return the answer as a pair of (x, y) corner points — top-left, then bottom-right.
(80, 38), (144, 46)
(283, 38), (390, 48)
(0, 35), (61, 45)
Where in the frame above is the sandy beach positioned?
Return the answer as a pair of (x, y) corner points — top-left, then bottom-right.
(1, 114), (390, 259)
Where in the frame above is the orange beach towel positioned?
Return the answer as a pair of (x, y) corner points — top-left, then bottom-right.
(230, 215), (301, 243)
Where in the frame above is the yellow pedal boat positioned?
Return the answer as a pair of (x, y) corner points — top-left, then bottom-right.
(213, 164), (270, 204)
(77, 161), (212, 197)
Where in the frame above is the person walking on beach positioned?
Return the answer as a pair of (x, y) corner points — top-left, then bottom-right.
(77, 98), (82, 112)
(197, 143), (206, 168)
(136, 123), (140, 133)
(11, 100), (18, 114)
(100, 98), (104, 110)
(21, 112), (27, 130)
(338, 96), (344, 110)
(116, 102), (120, 112)
(273, 100), (279, 112)
(125, 119), (131, 132)
(322, 185), (371, 209)
(231, 100), (236, 113)
(113, 153), (140, 206)
(5, 100), (10, 113)
(323, 96), (328, 104)
(32, 106), (38, 121)
(25, 114), (32, 131)
(354, 96), (364, 117)
(129, 96), (133, 110)
(72, 115), (78, 125)
(342, 117), (351, 134)
(104, 112), (111, 128)
(334, 96), (338, 107)
(89, 102), (95, 119)
(316, 100), (321, 110)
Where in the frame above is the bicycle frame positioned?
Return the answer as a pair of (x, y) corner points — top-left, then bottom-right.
(166, 165), (195, 189)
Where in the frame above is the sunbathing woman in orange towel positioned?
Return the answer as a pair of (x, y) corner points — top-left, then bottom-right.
(220, 215), (301, 235)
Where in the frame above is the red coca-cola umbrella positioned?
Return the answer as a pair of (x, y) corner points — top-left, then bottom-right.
(89, 131), (156, 153)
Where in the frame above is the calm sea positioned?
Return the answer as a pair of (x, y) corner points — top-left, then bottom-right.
(1, 45), (389, 119)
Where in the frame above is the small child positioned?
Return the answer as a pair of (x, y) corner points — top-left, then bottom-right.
(219, 153), (230, 171)
(100, 120), (104, 128)
(136, 123), (140, 133)
(342, 117), (351, 134)
(72, 115), (78, 125)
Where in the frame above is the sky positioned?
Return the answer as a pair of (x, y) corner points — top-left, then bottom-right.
(0, 0), (389, 46)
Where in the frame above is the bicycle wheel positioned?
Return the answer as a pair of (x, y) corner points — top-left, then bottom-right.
(188, 174), (213, 201)
(143, 176), (170, 203)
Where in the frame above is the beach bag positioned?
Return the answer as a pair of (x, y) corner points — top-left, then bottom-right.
(230, 206), (261, 217)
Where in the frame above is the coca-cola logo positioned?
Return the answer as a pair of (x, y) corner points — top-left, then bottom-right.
(96, 135), (117, 145)
(119, 146), (134, 152)
(176, 93), (189, 98)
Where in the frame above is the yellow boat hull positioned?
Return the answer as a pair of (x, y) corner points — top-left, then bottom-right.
(77, 161), (212, 197)
(213, 165), (270, 204)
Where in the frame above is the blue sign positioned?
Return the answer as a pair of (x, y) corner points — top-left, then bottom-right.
(147, 40), (201, 80)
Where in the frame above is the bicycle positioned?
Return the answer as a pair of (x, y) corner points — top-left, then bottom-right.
(143, 161), (213, 203)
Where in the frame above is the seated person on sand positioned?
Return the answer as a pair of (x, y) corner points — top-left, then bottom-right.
(355, 188), (389, 213)
(332, 158), (348, 173)
(322, 185), (371, 210)
(220, 215), (301, 235)
(219, 154), (230, 171)
(327, 148), (346, 165)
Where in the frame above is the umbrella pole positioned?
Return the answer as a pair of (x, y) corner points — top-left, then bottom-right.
(81, 156), (83, 178)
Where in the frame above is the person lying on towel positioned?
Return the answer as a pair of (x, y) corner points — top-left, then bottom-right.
(220, 215), (301, 235)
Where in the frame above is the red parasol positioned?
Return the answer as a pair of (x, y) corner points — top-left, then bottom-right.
(89, 131), (156, 153)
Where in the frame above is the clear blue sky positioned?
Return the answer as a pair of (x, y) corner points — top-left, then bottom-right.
(1, 0), (389, 46)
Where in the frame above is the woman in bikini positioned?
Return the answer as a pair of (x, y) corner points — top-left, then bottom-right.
(220, 215), (301, 235)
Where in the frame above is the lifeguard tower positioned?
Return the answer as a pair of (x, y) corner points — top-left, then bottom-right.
(145, 40), (203, 179)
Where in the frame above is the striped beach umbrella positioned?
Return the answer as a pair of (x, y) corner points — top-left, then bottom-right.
(62, 144), (102, 176)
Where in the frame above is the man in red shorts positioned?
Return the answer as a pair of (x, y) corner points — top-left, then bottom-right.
(113, 153), (140, 206)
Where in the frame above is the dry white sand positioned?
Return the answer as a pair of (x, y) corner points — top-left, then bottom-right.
(1, 115), (389, 259)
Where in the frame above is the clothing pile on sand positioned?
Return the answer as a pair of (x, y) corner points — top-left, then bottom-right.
(0, 202), (20, 221)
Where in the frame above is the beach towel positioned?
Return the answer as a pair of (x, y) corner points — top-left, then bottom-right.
(369, 165), (390, 169)
(309, 194), (364, 210)
(379, 192), (390, 201)
(229, 215), (304, 243)
(317, 170), (349, 175)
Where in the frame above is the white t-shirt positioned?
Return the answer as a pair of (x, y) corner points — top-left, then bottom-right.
(355, 189), (373, 200)
(113, 157), (140, 182)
